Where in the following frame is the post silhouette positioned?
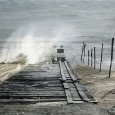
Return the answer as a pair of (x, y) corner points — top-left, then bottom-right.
(81, 55), (82, 63)
(83, 44), (86, 63)
(81, 42), (84, 63)
(84, 44), (86, 57)
(94, 47), (96, 69)
(91, 49), (93, 67)
(109, 38), (114, 78)
(82, 42), (84, 55)
(88, 50), (89, 65)
(99, 44), (103, 72)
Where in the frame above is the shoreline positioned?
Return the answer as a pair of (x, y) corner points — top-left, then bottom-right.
(74, 64), (115, 109)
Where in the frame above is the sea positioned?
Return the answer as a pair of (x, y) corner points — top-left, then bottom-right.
(0, 0), (115, 71)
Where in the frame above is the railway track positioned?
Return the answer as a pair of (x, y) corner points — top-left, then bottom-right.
(0, 59), (96, 104)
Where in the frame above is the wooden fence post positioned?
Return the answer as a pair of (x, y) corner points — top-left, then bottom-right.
(81, 42), (84, 63)
(81, 55), (82, 63)
(83, 44), (86, 63)
(91, 49), (93, 67)
(84, 44), (86, 57)
(88, 50), (89, 65)
(99, 44), (103, 72)
(82, 42), (84, 55)
(109, 38), (114, 78)
(94, 47), (96, 69)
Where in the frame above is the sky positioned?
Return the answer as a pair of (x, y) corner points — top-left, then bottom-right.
(0, 0), (115, 41)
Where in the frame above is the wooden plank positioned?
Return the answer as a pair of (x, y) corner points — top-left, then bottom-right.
(59, 61), (66, 81)
(0, 89), (64, 92)
(0, 84), (63, 88)
(47, 84), (63, 87)
(64, 73), (70, 78)
(0, 86), (63, 91)
(81, 86), (97, 103)
(0, 90), (64, 94)
(66, 77), (71, 80)
(4, 82), (61, 86)
(72, 101), (84, 104)
(64, 89), (73, 104)
(0, 84), (62, 87)
(74, 83), (90, 102)
(70, 90), (82, 101)
(19, 70), (47, 73)
(0, 88), (64, 91)
(63, 83), (69, 89)
(68, 83), (75, 88)
(70, 74), (77, 82)
(7, 80), (61, 83)
(0, 94), (65, 98)
(69, 87), (77, 91)
(64, 61), (77, 82)
(0, 98), (66, 103)
(9, 77), (59, 81)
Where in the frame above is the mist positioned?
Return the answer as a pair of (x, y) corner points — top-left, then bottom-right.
(0, 0), (115, 66)
(0, 20), (77, 64)
(0, 0), (115, 40)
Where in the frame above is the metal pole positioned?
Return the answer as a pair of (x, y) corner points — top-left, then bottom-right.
(99, 44), (103, 72)
(109, 38), (114, 78)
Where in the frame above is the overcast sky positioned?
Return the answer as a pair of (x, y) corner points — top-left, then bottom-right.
(0, 0), (115, 40)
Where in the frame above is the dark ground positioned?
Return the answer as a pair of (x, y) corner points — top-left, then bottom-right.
(0, 102), (109, 115)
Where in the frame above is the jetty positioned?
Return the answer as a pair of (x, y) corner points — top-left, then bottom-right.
(0, 47), (109, 115)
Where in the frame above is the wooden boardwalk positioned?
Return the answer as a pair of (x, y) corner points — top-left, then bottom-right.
(0, 60), (96, 104)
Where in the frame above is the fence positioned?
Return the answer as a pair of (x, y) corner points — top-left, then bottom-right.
(80, 38), (114, 78)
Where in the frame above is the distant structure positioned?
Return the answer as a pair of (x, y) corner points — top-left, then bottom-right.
(57, 46), (65, 62)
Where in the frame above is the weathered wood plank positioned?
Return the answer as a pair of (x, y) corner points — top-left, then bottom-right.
(74, 83), (90, 102)
(63, 83), (69, 89)
(68, 83), (75, 88)
(0, 86), (63, 92)
(9, 77), (60, 81)
(0, 88), (64, 92)
(64, 89), (73, 104)
(0, 98), (66, 103)
(0, 82), (61, 86)
(0, 92), (65, 98)
(70, 90), (82, 101)
(19, 70), (47, 73)
(64, 61), (77, 82)
(59, 61), (67, 81)
(7, 80), (61, 83)
(0, 90), (64, 95)
(72, 101), (84, 103)
(69, 88), (77, 91)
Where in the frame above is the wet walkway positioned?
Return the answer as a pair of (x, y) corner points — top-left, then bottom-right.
(0, 61), (109, 115)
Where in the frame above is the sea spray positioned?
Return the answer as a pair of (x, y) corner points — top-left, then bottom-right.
(20, 35), (53, 64)
(0, 21), (77, 64)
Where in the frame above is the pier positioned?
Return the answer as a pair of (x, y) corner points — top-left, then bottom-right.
(0, 47), (109, 115)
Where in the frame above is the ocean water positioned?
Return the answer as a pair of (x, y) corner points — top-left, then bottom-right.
(0, 0), (115, 71)
(0, 39), (114, 71)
